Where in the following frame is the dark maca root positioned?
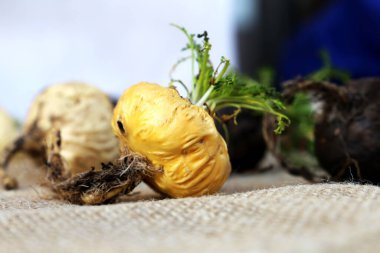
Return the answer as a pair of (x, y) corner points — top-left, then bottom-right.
(263, 78), (346, 183)
(278, 79), (347, 182)
(278, 78), (380, 184)
(46, 130), (155, 205)
(262, 113), (329, 183)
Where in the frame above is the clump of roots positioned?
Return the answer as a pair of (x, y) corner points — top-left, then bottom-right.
(46, 130), (155, 205)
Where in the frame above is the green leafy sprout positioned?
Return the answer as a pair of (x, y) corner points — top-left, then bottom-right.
(308, 50), (350, 83)
(169, 24), (290, 134)
(283, 93), (315, 155)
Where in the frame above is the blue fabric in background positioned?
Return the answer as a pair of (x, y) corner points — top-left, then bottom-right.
(279, 0), (380, 82)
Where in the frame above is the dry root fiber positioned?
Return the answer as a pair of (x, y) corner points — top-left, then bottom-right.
(46, 130), (155, 205)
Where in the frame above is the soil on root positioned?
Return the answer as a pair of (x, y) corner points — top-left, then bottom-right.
(46, 130), (155, 205)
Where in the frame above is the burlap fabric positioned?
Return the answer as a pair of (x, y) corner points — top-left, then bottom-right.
(1, 156), (380, 253)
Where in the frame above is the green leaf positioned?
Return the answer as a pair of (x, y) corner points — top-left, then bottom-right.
(308, 50), (350, 83)
(170, 24), (290, 134)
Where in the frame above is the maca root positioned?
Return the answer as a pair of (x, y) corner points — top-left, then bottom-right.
(275, 78), (380, 183)
(46, 129), (155, 205)
(0, 120), (45, 190)
(0, 136), (26, 189)
(0, 169), (18, 190)
(263, 78), (348, 183)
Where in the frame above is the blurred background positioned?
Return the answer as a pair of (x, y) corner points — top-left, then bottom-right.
(1, 0), (379, 120)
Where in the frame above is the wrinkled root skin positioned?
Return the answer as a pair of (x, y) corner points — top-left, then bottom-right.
(274, 78), (380, 184)
(46, 130), (153, 205)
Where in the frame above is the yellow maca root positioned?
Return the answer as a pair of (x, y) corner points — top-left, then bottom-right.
(43, 25), (289, 204)
(112, 82), (231, 197)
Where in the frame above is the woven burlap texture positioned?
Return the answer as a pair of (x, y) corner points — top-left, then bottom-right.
(1, 176), (380, 253)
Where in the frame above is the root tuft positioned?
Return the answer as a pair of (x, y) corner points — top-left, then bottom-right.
(46, 129), (155, 205)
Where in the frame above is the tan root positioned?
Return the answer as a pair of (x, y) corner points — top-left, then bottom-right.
(0, 120), (45, 190)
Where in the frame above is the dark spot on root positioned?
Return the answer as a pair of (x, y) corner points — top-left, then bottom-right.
(56, 131), (61, 147)
(117, 120), (125, 134)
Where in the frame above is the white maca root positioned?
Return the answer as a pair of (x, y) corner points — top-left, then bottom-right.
(24, 82), (120, 176)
